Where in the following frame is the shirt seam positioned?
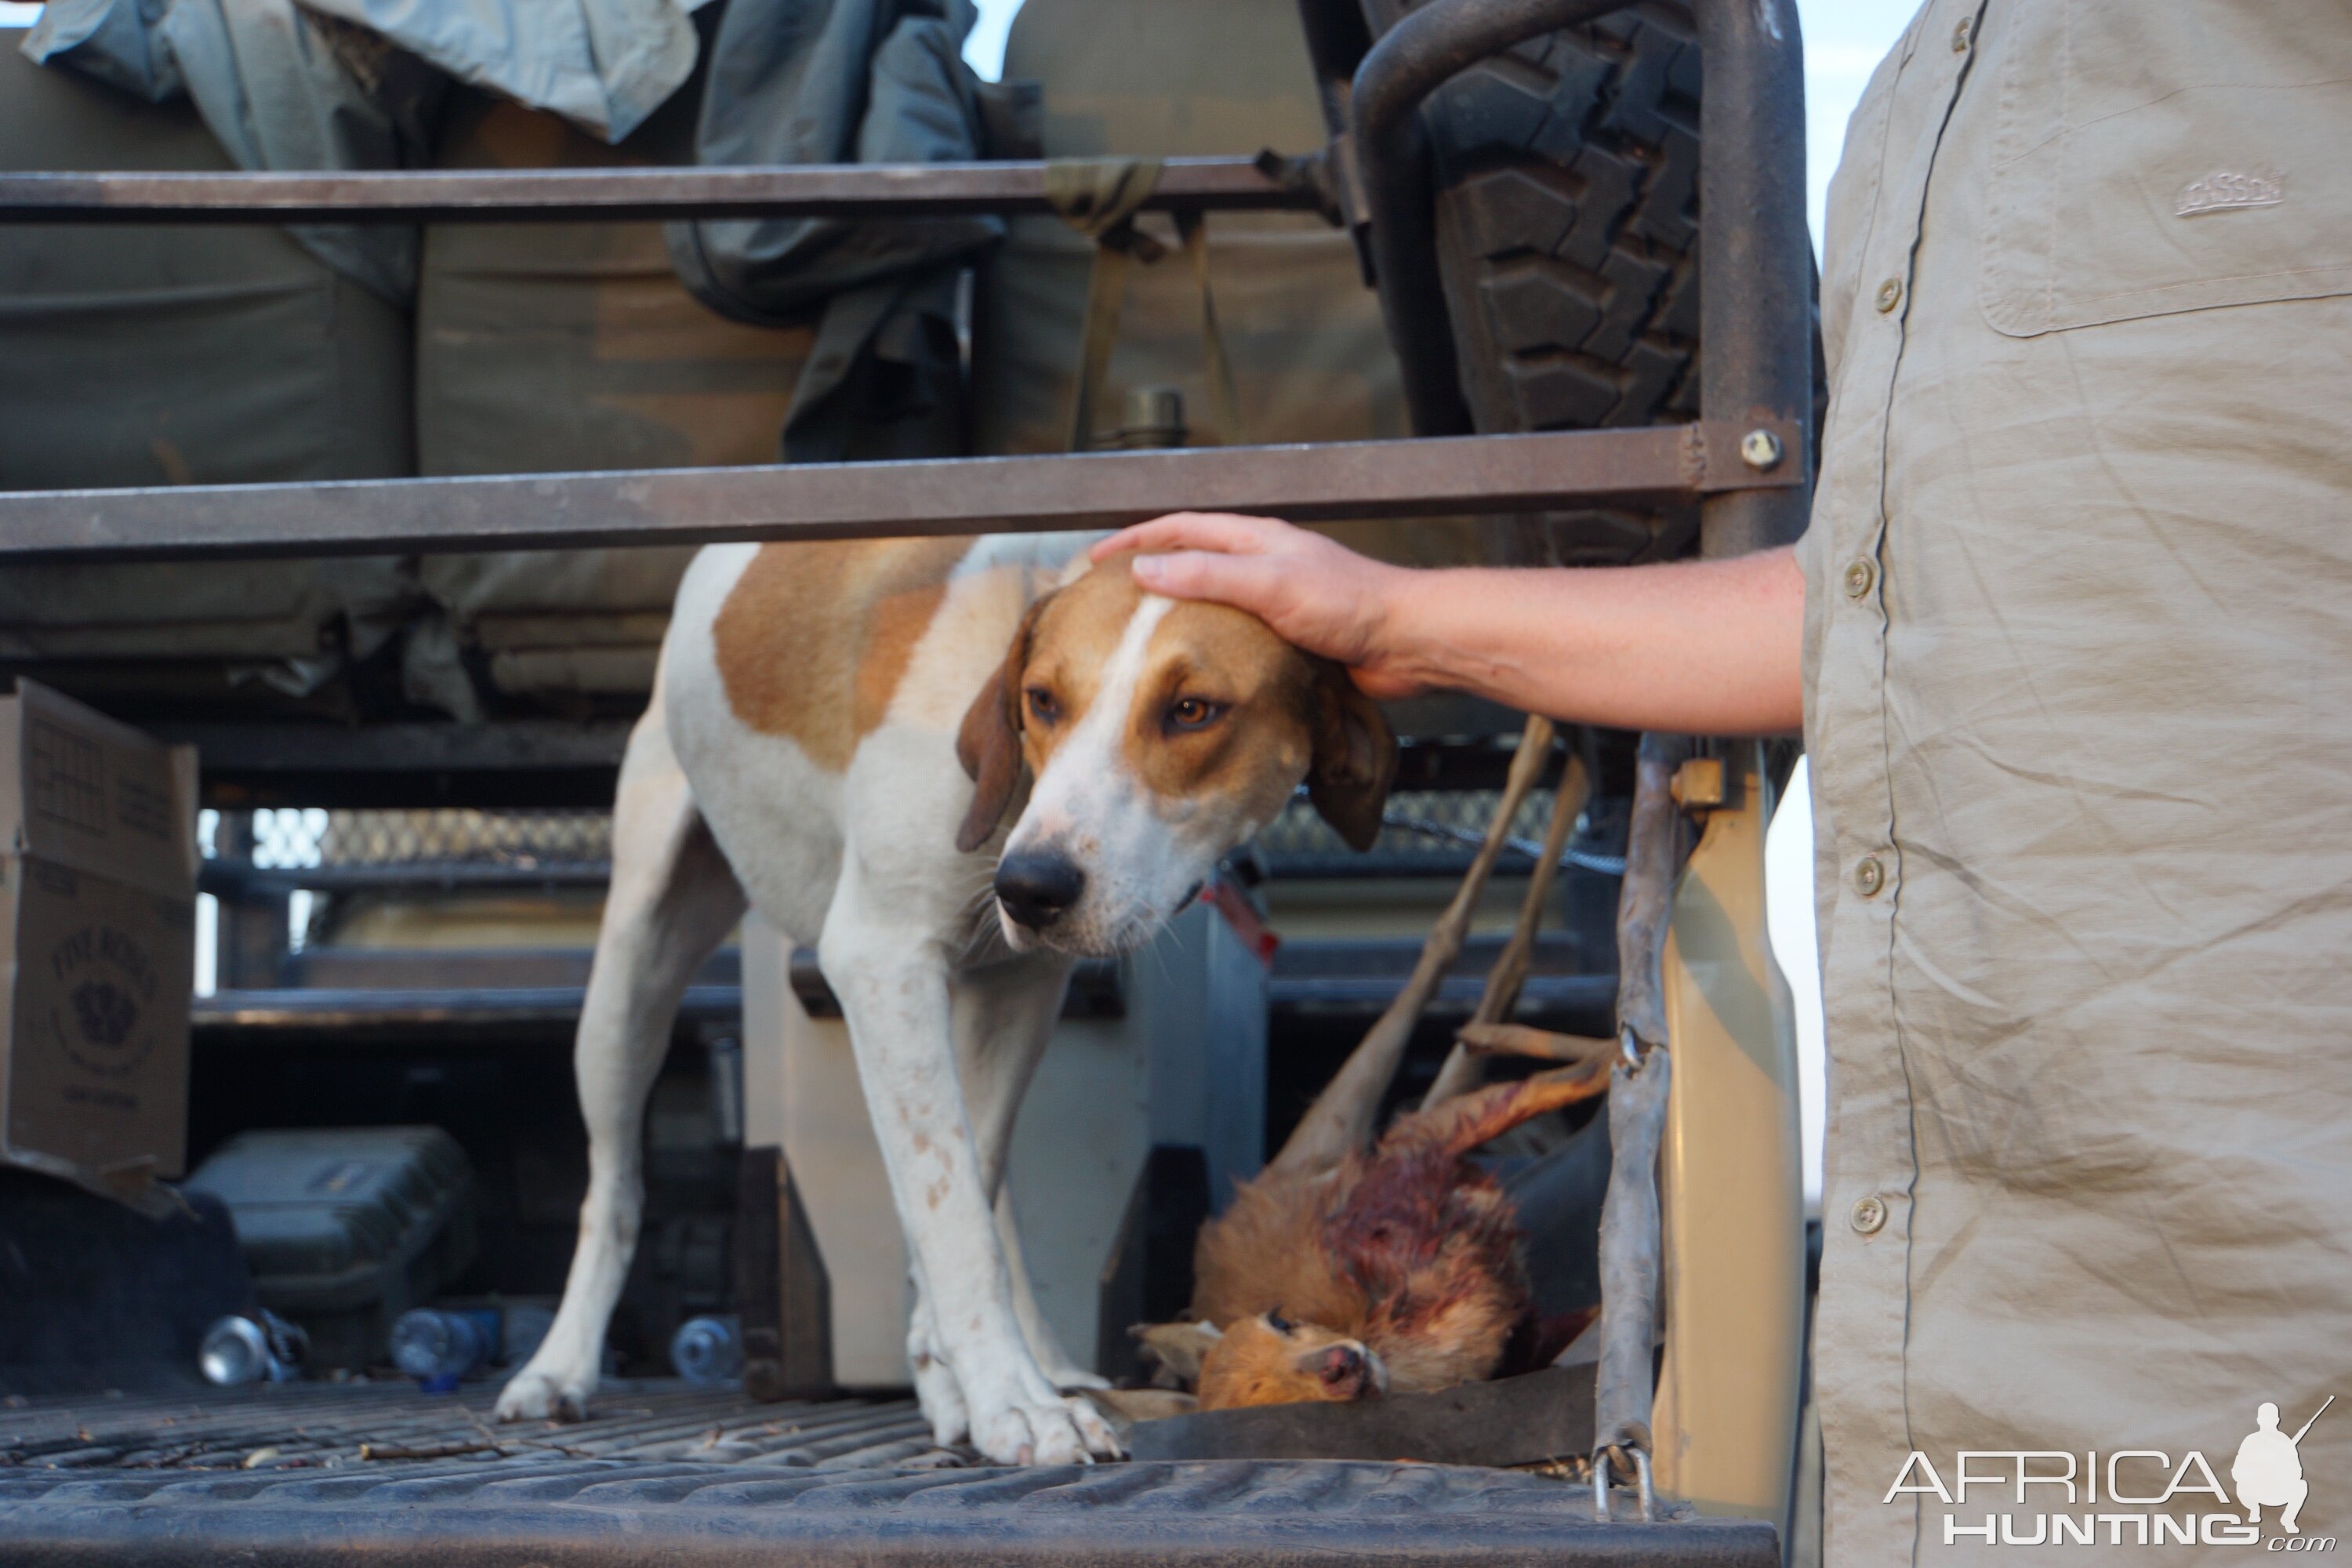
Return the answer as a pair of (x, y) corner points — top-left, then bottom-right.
(1861, 4), (1991, 1560)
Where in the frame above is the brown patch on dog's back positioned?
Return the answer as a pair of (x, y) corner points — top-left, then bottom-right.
(714, 539), (971, 768)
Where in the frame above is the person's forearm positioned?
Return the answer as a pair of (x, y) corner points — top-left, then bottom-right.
(1102, 513), (1805, 733)
(1367, 547), (1805, 735)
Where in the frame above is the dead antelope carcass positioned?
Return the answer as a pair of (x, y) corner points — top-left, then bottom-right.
(1142, 1033), (1611, 1412)
(1136, 720), (1608, 1413)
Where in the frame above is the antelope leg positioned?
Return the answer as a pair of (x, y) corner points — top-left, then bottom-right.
(1455, 1021), (1616, 1065)
(1265, 713), (1558, 1180)
(1422, 752), (1592, 1108)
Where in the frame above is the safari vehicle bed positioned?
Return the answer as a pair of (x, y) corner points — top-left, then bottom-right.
(0, 0), (1814, 1561)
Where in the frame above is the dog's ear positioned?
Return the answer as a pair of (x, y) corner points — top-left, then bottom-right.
(1306, 661), (1397, 852)
(956, 590), (1055, 855)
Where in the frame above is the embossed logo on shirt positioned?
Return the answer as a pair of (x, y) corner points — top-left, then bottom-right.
(2176, 170), (2285, 217)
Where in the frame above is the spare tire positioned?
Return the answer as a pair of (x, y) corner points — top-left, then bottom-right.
(1364, 1), (1702, 564)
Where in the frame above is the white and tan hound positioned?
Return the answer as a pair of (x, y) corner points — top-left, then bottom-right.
(496, 534), (1394, 1465)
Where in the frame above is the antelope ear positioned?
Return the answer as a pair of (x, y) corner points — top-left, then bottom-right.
(1306, 661), (1398, 852)
(1131, 1319), (1223, 1385)
(956, 591), (1055, 854)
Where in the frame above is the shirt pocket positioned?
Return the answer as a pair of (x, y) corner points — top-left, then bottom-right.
(1978, 0), (2352, 337)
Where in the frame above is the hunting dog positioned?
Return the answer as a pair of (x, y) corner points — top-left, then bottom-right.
(495, 535), (1396, 1465)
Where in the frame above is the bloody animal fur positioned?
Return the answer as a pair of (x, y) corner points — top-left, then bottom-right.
(1187, 1062), (1607, 1407)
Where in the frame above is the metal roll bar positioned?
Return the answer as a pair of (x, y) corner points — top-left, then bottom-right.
(1343, 0), (1633, 437)
(0, 157), (1314, 224)
(0, 421), (1798, 564)
(0, 1), (1806, 561)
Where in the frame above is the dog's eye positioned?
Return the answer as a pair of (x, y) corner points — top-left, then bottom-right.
(1025, 686), (1061, 724)
(1167, 696), (1227, 732)
(1265, 1310), (1294, 1335)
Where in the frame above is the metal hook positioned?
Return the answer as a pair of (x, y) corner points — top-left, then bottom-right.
(1592, 1444), (1657, 1523)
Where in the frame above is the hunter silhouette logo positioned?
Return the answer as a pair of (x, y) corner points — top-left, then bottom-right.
(1885, 1393), (2337, 1548)
(2237, 1397), (2332, 1537)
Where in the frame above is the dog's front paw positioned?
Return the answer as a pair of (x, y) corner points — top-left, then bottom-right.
(494, 1364), (593, 1424)
(971, 1391), (1125, 1465)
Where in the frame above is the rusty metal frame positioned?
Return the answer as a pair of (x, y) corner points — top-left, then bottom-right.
(0, 420), (1799, 564)
(0, 157), (1316, 224)
(0, 6), (1809, 561)
(0, 10), (1812, 561)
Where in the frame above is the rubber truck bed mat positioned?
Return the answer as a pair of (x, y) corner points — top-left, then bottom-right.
(0, 1381), (1777, 1566)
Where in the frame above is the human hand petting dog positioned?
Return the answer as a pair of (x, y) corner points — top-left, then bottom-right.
(1093, 513), (1428, 700)
(1094, 513), (1807, 736)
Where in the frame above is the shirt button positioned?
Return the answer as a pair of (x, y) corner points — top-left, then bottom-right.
(1875, 277), (1904, 313)
(1842, 558), (1876, 599)
(1951, 17), (1972, 51)
(1851, 1195), (1889, 1234)
(1854, 855), (1886, 897)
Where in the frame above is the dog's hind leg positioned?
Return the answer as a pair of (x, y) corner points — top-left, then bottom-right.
(497, 701), (744, 1422)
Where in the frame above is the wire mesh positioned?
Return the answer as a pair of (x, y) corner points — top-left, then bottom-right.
(209, 790), (1620, 883)
(1257, 788), (1556, 860)
(226, 809), (613, 872)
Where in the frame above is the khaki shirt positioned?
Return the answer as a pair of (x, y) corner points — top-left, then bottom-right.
(1800, 2), (2352, 1561)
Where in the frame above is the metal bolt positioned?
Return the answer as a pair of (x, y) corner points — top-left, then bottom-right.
(1951, 17), (1972, 51)
(1739, 428), (1784, 471)
(1850, 1195), (1889, 1234)
(1842, 558), (1875, 599)
(1671, 756), (1726, 811)
(1854, 855), (1886, 897)
(1114, 384), (1189, 450)
(1875, 277), (1904, 313)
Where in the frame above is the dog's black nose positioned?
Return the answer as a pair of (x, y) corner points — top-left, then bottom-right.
(996, 850), (1086, 930)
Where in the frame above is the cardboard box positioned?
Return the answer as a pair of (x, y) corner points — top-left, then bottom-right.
(0, 681), (198, 1200)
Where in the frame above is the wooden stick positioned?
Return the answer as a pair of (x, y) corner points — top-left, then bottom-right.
(1421, 753), (1592, 1108)
(1263, 713), (1556, 1179)
(360, 1440), (510, 1461)
(1613, 734), (1690, 1055)
(1592, 1047), (1671, 1457)
(1588, 732), (1690, 1461)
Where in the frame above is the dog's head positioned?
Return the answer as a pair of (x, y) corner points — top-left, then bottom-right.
(956, 556), (1396, 956)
